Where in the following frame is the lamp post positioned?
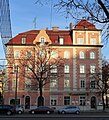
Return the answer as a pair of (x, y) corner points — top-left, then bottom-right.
(14, 65), (18, 106)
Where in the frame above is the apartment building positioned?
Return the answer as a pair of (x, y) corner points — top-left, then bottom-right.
(5, 19), (103, 110)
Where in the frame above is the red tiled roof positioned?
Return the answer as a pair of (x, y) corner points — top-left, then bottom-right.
(6, 20), (98, 45)
(74, 19), (96, 30)
(6, 30), (72, 45)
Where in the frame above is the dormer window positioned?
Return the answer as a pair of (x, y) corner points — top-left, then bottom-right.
(22, 36), (26, 44)
(41, 37), (45, 43)
(59, 38), (64, 45)
(40, 37), (46, 45)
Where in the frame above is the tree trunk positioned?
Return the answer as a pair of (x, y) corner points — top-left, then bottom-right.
(38, 80), (44, 106)
(102, 92), (105, 111)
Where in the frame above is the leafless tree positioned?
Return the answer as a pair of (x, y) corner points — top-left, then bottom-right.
(89, 59), (109, 111)
(18, 44), (63, 106)
(35, 0), (109, 41)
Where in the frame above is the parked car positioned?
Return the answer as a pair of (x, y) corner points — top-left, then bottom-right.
(15, 105), (24, 114)
(0, 105), (16, 115)
(29, 106), (54, 114)
(58, 106), (80, 114)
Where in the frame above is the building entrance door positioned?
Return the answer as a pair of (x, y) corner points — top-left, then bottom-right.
(25, 96), (30, 109)
(91, 96), (96, 109)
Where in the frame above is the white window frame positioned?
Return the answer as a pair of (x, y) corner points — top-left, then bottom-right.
(59, 38), (64, 45)
(80, 65), (85, 73)
(50, 96), (57, 106)
(80, 79), (85, 88)
(64, 79), (70, 88)
(50, 65), (57, 73)
(22, 37), (26, 44)
(79, 51), (85, 59)
(51, 51), (58, 58)
(50, 79), (57, 88)
(79, 96), (86, 106)
(90, 52), (95, 59)
(64, 51), (70, 59)
(90, 80), (96, 89)
(64, 65), (70, 73)
(90, 65), (96, 73)
(90, 38), (96, 45)
(25, 78), (31, 90)
(14, 51), (20, 59)
(78, 38), (84, 44)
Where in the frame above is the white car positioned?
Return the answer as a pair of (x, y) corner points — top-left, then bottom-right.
(15, 105), (24, 114)
(58, 106), (80, 114)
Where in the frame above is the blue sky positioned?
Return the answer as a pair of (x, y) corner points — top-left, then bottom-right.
(0, 0), (109, 63)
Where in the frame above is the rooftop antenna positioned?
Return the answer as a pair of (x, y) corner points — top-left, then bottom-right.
(33, 17), (36, 29)
(50, 0), (53, 29)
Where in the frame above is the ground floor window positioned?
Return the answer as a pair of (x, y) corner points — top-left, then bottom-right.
(50, 96), (57, 106)
(10, 98), (20, 105)
(64, 96), (70, 105)
(79, 96), (86, 106)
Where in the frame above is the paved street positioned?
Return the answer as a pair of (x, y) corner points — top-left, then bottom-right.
(0, 112), (109, 120)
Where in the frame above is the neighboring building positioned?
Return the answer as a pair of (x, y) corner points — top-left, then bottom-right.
(5, 20), (103, 110)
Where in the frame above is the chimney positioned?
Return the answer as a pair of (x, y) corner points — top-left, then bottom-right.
(69, 22), (73, 30)
(52, 27), (59, 31)
(46, 27), (48, 30)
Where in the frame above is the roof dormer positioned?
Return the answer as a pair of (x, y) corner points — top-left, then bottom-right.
(33, 29), (52, 45)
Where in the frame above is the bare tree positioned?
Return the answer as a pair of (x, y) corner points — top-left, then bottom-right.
(35, 0), (109, 41)
(89, 59), (109, 111)
(18, 44), (63, 106)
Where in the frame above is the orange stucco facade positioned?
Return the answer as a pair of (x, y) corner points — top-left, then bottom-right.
(4, 20), (103, 110)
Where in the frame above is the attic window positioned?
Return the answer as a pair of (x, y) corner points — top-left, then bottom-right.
(40, 37), (46, 45)
(59, 38), (64, 45)
(22, 36), (26, 44)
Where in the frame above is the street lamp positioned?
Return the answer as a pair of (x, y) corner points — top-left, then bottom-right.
(10, 65), (18, 106)
(14, 65), (18, 106)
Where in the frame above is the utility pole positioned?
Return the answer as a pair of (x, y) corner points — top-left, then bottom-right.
(14, 65), (18, 106)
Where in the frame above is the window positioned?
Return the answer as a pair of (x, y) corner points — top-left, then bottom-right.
(25, 78), (31, 90)
(90, 38), (96, 44)
(51, 51), (58, 58)
(12, 78), (19, 90)
(40, 37), (45, 43)
(50, 65), (57, 73)
(90, 65), (96, 73)
(80, 65), (85, 73)
(26, 51), (32, 59)
(50, 79), (57, 88)
(80, 80), (85, 88)
(90, 52), (95, 59)
(64, 79), (70, 87)
(64, 96), (70, 105)
(90, 80), (96, 89)
(14, 51), (20, 59)
(80, 96), (86, 106)
(50, 96), (57, 106)
(59, 38), (64, 44)
(79, 51), (85, 59)
(64, 65), (70, 73)
(64, 51), (70, 59)
(22, 37), (26, 44)
(78, 38), (84, 44)
(26, 64), (32, 72)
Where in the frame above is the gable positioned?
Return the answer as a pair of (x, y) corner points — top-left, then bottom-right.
(33, 29), (52, 44)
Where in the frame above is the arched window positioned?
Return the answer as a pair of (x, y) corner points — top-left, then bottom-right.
(64, 51), (70, 59)
(79, 51), (85, 59)
(90, 52), (95, 59)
